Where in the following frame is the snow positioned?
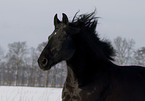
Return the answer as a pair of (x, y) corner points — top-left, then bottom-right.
(0, 86), (62, 101)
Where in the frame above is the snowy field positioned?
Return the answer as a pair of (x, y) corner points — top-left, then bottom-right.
(0, 86), (62, 101)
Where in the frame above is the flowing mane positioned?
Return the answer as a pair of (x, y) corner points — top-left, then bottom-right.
(70, 11), (115, 60)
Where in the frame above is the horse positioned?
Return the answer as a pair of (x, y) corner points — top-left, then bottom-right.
(38, 12), (145, 101)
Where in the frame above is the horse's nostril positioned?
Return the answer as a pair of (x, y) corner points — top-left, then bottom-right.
(41, 58), (48, 66)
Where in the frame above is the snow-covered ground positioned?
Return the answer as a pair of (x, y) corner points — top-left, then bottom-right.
(0, 86), (62, 101)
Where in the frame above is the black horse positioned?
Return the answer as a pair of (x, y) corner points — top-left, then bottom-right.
(38, 12), (145, 101)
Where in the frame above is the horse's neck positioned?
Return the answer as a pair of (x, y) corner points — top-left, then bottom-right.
(65, 66), (79, 87)
(66, 50), (111, 87)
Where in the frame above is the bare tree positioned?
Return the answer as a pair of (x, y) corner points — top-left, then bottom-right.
(0, 45), (4, 62)
(134, 47), (145, 66)
(0, 45), (5, 84)
(113, 37), (135, 65)
(29, 47), (41, 86)
(6, 42), (28, 85)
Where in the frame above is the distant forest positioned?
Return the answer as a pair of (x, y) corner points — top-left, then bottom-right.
(0, 36), (144, 87)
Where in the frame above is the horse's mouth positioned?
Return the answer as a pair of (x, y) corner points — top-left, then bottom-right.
(40, 66), (51, 71)
(38, 63), (51, 71)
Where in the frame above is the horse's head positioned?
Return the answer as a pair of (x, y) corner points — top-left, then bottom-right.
(38, 13), (80, 70)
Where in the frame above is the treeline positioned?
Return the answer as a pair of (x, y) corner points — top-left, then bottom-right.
(0, 36), (144, 87)
(0, 42), (66, 87)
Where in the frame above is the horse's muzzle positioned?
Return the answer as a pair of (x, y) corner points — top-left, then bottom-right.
(38, 57), (50, 71)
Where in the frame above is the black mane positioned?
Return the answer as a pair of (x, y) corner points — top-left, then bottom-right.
(72, 11), (98, 34)
(70, 11), (115, 60)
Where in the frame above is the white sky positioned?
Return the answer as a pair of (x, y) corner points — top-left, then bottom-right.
(0, 0), (145, 50)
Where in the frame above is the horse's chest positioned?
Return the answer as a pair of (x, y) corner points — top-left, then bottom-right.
(62, 83), (82, 101)
(62, 84), (100, 101)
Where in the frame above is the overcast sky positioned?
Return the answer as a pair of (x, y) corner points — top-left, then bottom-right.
(0, 0), (145, 51)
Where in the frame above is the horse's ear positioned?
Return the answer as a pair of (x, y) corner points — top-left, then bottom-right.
(54, 14), (61, 27)
(62, 13), (68, 24)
